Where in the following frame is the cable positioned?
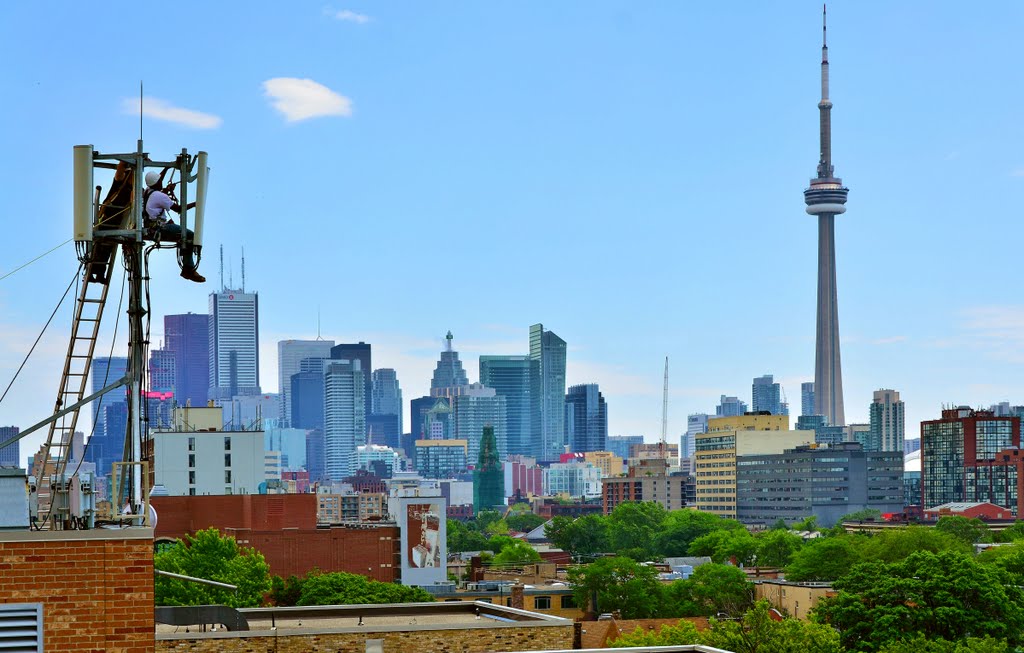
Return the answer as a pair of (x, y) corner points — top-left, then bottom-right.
(0, 265), (82, 408)
(0, 239), (73, 283)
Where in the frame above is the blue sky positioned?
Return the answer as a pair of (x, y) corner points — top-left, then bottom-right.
(2, 2), (1023, 460)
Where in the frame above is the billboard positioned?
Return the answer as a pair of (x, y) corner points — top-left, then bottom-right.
(396, 496), (447, 586)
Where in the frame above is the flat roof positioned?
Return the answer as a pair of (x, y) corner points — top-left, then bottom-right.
(0, 527), (153, 543)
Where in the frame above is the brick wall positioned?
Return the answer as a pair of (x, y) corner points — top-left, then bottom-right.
(0, 528), (155, 653)
(157, 624), (573, 653)
(226, 526), (400, 580)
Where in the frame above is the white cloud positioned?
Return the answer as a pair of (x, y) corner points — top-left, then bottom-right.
(870, 335), (908, 345)
(122, 97), (222, 129)
(326, 8), (371, 24)
(262, 78), (353, 122)
(1012, 168), (1024, 178)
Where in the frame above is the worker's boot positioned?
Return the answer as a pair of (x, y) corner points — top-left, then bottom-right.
(180, 267), (206, 283)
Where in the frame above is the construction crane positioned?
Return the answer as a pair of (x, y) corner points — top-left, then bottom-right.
(1, 137), (210, 529)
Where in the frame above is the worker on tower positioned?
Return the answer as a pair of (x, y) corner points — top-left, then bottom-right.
(144, 169), (205, 283)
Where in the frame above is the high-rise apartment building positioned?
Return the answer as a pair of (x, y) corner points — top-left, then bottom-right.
(209, 289), (260, 400)
(433, 384), (508, 462)
(371, 368), (403, 435)
(277, 340), (334, 427)
(694, 414), (813, 519)
(479, 355), (533, 457)
(323, 360), (366, 480)
(752, 375), (788, 416)
(331, 343), (372, 421)
(800, 382), (815, 418)
(530, 323), (567, 462)
(0, 426), (19, 467)
(564, 384), (608, 453)
(684, 414), (710, 461)
(922, 407), (1023, 514)
(164, 313), (210, 407)
(715, 395), (748, 417)
(868, 389), (905, 452)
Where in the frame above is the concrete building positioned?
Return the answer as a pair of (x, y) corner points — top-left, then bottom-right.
(164, 312), (210, 408)
(530, 323), (567, 462)
(602, 458), (694, 514)
(543, 461), (602, 499)
(694, 414), (813, 518)
(737, 442), (904, 527)
(277, 339), (334, 427)
(479, 355), (533, 457)
(716, 395), (748, 417)
(583, 451), (623, 478)
(415, 439), (469, 478)
(564, 383), (608, 453)
(922, 407), (1023, 515)
(209, 288), (260, 399)
(355, 444), (401, 477)
(324, 359), (367, 480)
(804, 11), (850, 427)
(153, 406), (265, 496)
(868, 389), (905, 452)
(683, 414), (710, 461)
(752, 374), (789, 416)
(331, 342), (372, 421)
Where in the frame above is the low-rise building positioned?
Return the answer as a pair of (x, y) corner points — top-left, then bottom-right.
(415, 438), (469, 478)
(544, 461), (602, 499)
(602, 458), (694, 514)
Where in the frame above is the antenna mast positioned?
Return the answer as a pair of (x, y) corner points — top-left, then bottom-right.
(661, 357), (668, 447)
(219, 244), (224, 291)
(241, 247), (246, 292)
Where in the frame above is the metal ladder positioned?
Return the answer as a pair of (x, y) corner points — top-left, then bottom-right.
(37, 250), (119, 523)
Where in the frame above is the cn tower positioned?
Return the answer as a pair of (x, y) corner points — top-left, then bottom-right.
(804, 6), (849, 426)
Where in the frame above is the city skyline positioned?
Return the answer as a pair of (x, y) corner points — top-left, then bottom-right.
(2, 4), (1024, 458)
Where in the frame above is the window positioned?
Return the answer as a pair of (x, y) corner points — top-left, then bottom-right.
(225, 470), (232, 483)
(188, 437), (195, 452)
(224, 436), (232, 451)
(560, 595), (577, 609)
(188, 454), (195, 468)
(189, 488), (196, 496)
(534, 596), (551, 610)
(188, 471), (196, 485)
(225, 454), (232, 467)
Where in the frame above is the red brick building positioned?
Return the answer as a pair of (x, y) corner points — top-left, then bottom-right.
(0, 528), (155, 652)
(153, 494), (400, 580)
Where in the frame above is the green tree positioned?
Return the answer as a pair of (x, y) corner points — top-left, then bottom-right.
(993, 520), (1024, 543)
(935, 515), (992, 545)
(447, 519), (490, 552)
(879, 635), (1009, 653)
(792, 515), (819, 532)
(785, 535), (864, 582)
(491, 540), (542, 566)
(506, 512), (546, 533)
(684, 563), (754, 617)
(755, 530), (803, 568)
(545, 514), (609, 559)
(813, 550), (1024, 652)
(154, 528), (271, 608)
(859, 526), (971, 563)
(689, 528), (758, 566)
(841, 508), (883, 522)
(703, 600), (843, 653)
(269, 573), (306, 607)
(607, 501), (668, 560)
(566, 556), (665, 618)
(977, 540), (1024, 581)
(612, 619), (703, 647)
(297, 572), (434, 605)
(654, 510), (741, 558)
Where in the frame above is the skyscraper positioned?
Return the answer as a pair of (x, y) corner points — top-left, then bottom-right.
(290, 371), (325, 430)
(804, 7), (850, 427)
(209, 289), (260, 400)
(479, 355), (533, 457)
(331, 342), (372, 421)
(751, 375), (788, 416)
(564, 384), (608, 453)
(868, 389), (905, 452)
(410, 395), (435, 440)
(716, 395), (748, 417)
(91, 356), (128, 441)
(473, 425), (505, 513)
(277, 339), (334, 426)
(529, 323), (567, 462)
(430, 332), (468, 393)
(371, 368), (403, 434)
(147, 348), (176, 429)
(164, 313), (210, 408)
(434, 384), (509, 462)
(0, 426), (19, 467)
(800, 382), (816, 417)
(323, 359), (366, 480)
(684, 414), (710, 460)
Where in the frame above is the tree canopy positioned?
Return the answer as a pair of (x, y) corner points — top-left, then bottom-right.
(566, 556), (664, 618)
(296, 571), (434, 606)
(155, 528), (271, 608)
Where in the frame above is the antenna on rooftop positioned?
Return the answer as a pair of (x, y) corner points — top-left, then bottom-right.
(241, 247), (246, 292)
(316, 306), (323, 341)
(219, 244), (224, 291)
(139, 81), (144, 142)
(661, 357), (669, 447)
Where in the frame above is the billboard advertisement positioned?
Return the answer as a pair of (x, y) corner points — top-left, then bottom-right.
(397, 496), (447, 586)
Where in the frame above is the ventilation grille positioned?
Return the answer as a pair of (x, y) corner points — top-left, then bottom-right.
(0, 604), (43, 652)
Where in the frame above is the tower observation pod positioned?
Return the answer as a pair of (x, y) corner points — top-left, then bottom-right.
(1, 138), (211, 530)
(804, 5), (849, 428)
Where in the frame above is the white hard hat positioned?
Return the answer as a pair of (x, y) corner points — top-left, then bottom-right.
(145, 171), (161, 187)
